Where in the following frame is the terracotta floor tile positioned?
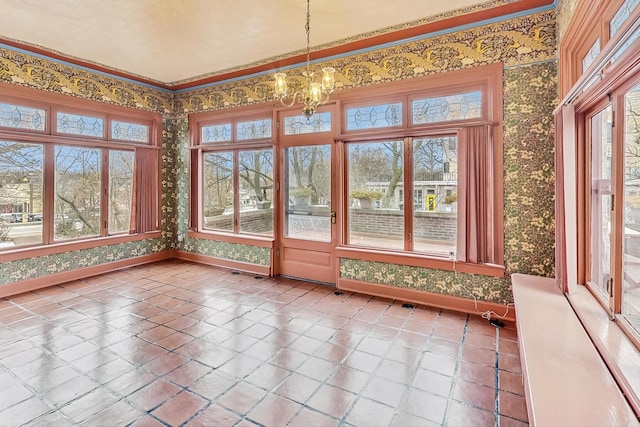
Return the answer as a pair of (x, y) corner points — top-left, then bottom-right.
(59, 387), (119, 423)
(0, 261), (528, 427)
(105, 369), (157, 397)
(327, 365), (371, 394)
(307, 383), (356, 419)
(412, 368), (454, 397)
(465, 330), (498, 350)
(499, 369), (525, 396)
(402, 387), (449, 424)
(362, 375), (408, 407)
(185, 403), (242, 427)
(461, 344), (497, 367)
(500, 414), (531, 427)
(499, 353), (523, 374)
(190, 370), (237, 400)
(289, 407), (339, 427)
(391, 411), (439, 427)
(217, 381), (267, 414)
(452, 379), (496, 412)
(0, 396), (52, 425)
(447, 400), (495, 427)
(245, 363), (291, 390)
(127, 379), (182, 412)
(296, 356), (337, 382)
(274, 372), (321, 403)
(458, 360), (496, 388)
(152, 390), (208, 426)
(246, 393), (299, 427)
(164, 360), (212, 387)
(345, 397), (396, 426)
(143, 351), (188, 375)
(129, 414), (166, 427)
(343, 349), (382, 373)
(499, 390), (529, 422)
(219, 353), (262, 378)
(420, 351), (457, 376)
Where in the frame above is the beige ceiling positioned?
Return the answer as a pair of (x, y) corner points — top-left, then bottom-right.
(0, 0), (496, 86)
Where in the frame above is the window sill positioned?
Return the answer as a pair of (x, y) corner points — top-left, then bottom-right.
(0, 231), (162, 262)
(567, 284), (640, 417)
(335, 246), (505, 277)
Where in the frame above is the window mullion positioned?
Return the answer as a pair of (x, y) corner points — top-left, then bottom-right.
(404, 137), (414, 252)
(101, 148), (109, 236)
(42, 144), (55, 245)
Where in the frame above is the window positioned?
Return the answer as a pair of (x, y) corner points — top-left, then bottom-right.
(0, 91), (160, 251)
(191, 111), (274, 237)
(341, 64), (502, 265)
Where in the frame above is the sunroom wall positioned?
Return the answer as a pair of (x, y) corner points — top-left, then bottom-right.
(173, 8), (558, 305)
(0, 8), (557, 306)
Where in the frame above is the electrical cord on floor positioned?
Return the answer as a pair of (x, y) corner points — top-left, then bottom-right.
(452, 259), (514, 327)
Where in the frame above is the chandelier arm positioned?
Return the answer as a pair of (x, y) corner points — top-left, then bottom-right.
(277, 91), (305, 108)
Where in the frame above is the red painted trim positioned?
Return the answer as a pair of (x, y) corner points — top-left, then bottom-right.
(1, 0), (552, 91)
(0, 250), (173, 298)
(338, 278), (515, 322)
(175, 250), (271, 276)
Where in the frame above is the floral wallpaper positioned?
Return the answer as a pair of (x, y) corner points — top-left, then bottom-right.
(556, 0), (580, 41)
(340, 259), (512, 304)
(0, 7), (558, 305)
(503, 61), (558, 277)
(163, 117), (271, 266)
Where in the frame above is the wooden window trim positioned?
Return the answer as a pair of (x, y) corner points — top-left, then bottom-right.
(0, 82), (162, 256)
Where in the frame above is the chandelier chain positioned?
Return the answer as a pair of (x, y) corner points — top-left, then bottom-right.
(305, 0), (311, 77)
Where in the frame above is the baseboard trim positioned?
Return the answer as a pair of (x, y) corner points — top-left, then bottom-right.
(338, 278), (516, 322)
(0, 250), (174, 298)
(174, 251), (271, 276)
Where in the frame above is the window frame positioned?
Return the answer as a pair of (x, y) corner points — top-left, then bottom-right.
(335, 63), (504, 275)
(189, 106), (276, 241)
(0, 82), (162, 259)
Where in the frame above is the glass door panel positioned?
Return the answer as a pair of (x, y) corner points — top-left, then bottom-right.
(623, 84), (640, 331)
(284, 145), (332, 242)
(590, 106), (613, 298)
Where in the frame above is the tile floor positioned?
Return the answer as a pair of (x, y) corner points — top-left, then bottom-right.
(0, 260), (528, 426)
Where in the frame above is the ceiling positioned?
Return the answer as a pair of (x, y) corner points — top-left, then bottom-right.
(0, 0), (511, 87)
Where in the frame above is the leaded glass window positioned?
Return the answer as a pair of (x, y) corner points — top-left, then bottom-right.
(237, 118), (272, 141)
(111, 120), (149, 143)
(346, 103), (402, 131)
(0, 103), (45, 131)
(582, 38), (601, 73)
(284, 112), (332, 135)
(412, 92), (482, 124)
(202, 123), (232, 143)
(611, 0), (640, 37)
(56, 112), (104, 137)
(612, 27), (640, 63)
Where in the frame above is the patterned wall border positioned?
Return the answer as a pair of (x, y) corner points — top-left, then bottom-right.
(0, 47), (173, 114)
(175, 10), (556, 114)
(171, 0), (512, 86)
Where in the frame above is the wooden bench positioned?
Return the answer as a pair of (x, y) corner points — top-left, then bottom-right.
(511, 273), (639, 426)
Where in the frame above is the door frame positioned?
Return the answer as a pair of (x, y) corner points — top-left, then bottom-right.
(274, 104), (340, 284)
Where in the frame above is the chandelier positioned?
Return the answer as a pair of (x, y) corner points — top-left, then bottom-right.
(273, 0), (335, 118)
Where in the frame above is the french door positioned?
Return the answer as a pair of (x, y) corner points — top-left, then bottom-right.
(276, 107), (338, 283)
